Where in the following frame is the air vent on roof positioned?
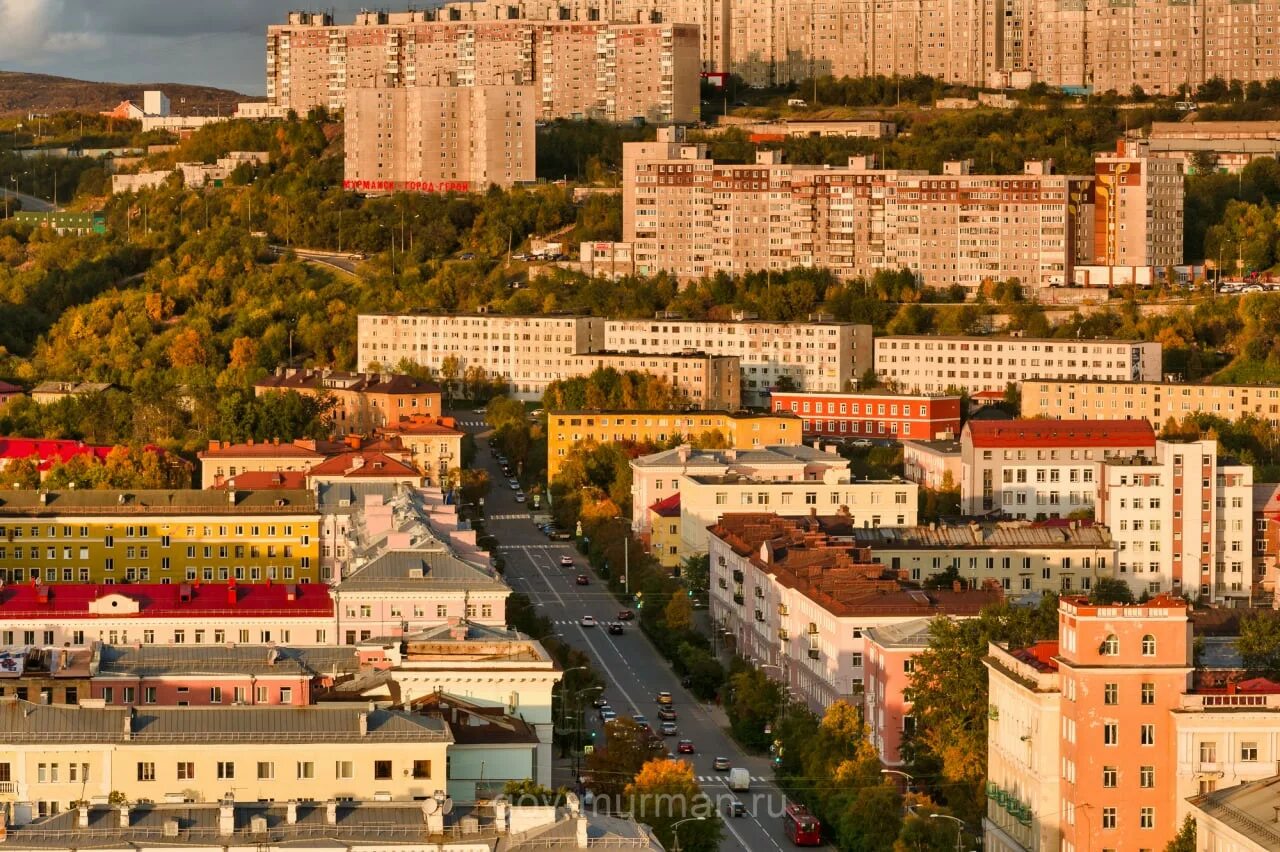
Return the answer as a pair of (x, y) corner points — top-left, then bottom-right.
(250, 816), (268, 834)
(460, 816), (480, 834)
(408, 568), (424, 579)
(163, 819), (180, 837)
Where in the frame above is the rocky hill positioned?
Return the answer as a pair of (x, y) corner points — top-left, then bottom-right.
(0, 71), (248, 117)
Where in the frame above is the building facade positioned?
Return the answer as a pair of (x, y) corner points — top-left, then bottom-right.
(1092, 140), (1184, 271)
(960, 419), (1157, 517)
(875, 335), (1162, 395)
(551, 410), (799, 482)
(0, 490), (321, 586)
(863, 619), (932, 766)
(1097, 440), (1253, 604)
(344, 84), (535, 192)
(1148, 121), (1280, 175)
(1022, 378), (1280, 430)
(902, 438), (962, 490)
(254, 370), (442, 436)
(604, 317), (873, 407)
(267, 12), (700, 124)
(769, 390), (961, 441)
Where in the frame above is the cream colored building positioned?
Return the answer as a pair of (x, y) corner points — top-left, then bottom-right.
(605, 316), (872, 406)
(267, 11), (700, 124)
(1097, 440), (1253, 605)
(1023, 378), (1280, 431)
(1148, 121), (1280, 175)
(0, 699), (451, 816)
(623, 131), (1098, 294)
(875, 335), (1162, 395)
(344, 84), (534, 193)
(1092, 140), (1184, 272)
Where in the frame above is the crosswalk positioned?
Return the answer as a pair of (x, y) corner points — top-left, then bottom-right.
(498, 543), (565, 550)
(456, 419), (486, 428)
(486, 513), (530, 520)
(696, 775), (769, 784)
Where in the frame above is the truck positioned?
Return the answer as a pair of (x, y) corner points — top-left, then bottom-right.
(728, 768), (751, 791)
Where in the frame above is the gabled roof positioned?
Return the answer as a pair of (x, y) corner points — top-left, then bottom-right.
(0, 381), (21, 394)
(198, 439), (336, 459)
(342, 551), (507, 593)
(0, 582), (333, 620)
(0, 489), (315, 516)
(214, 470), (308, 490)
(96, 643), (364, 678)
(964, 419), (1155, 449)
(306, 451), (420, 478)
(649, 493), (681, 518)
(1189, 775), (1280, 848)
(256, 370), (440, 396)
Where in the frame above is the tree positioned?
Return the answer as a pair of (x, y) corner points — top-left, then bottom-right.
(448, 467), (491, 505)
(2, 455), (40, 488)
(725, 665), (785, 751)
(623, 759), (721, 852)
(1089, 577), (1136, 605)
(1165, 815), (1196, 852)
(584, 718), (654, 798)
(502, 779), (565, 806)
(1238, 610), (1280, 680)
(664, 593), (693, 632)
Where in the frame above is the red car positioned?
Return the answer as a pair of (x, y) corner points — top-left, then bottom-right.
(617, 609), (635, 621)
(576, 575), (590, 585)
(677, 739), (695, 754)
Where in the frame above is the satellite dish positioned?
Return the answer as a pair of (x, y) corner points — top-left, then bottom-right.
(440, 797), (454, 816)
(422, 798), (439, 815)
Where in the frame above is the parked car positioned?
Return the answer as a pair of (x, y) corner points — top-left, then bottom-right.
(549, 530), (574, 541)
(849, 438), (874, 448)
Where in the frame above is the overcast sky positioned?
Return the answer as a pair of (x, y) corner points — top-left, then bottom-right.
(0, 0), (380, 95)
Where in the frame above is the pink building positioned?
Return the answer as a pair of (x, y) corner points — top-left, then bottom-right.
(0, 382), (21, 406)
(863, 618), (933, 766)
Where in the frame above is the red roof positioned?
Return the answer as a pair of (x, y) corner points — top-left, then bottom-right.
(215, 471), (308, 490)
(0, 438), (116, 471)
(965, 419), (1155, 449)
(649, 493), (681, 518)
(382, 417), (464, 437)
(0, 582), (333, 619)
(1010, 640), (1060, 672)
(0, 381), (21, 395)
(199, 439), (335, 459)
(305, 451), (419, 478)
(972, 390), (1005, 400)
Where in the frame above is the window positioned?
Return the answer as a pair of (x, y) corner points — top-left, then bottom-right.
(1141, 724), (1155, 746)
(280, 687), (293, 703)
(257, 762), (275, 780)
(137, 762), (155, 781)
(177, 762), (195, 780)
(297, 761), (314, 779)
(144, 686), (156, 704)
(1140, 807), (1154, 829)
(217, 762), (235, 779)
(1102, 807), (1116, 829)
(1141, 683), (1154, 705)
(1101, 634), (1119, 655)
(1103, 683), (1117, 705)
(374, 760), (393, 780)
(210, 687), (222, 703)
(413, 759), (432, 779)
(1141, 634), (1156, 656)
(1199, 741), (1217, 763)
(1102, 766), (1116, 788)
(1241, 742), (1259, 762)
(335, 761), (354, 779)
(1140, 766), (1154, 788)
(1104, 723), (1118, 745)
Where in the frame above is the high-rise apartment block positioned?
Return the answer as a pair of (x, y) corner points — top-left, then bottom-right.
(344, 84), (535, 192)
(1093, 140), (1185, 271)
(622, 130), (1111, 294)
(1097, 440), (1253, 604)
(1023, 378), (1280, 430)
(267, 11), (700, 124)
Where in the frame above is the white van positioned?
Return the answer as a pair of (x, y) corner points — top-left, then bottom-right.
(787, 98), (808, 108)
(728, 768), (751, 791)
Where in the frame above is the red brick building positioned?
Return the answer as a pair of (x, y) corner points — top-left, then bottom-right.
(769, 390), (961, 441)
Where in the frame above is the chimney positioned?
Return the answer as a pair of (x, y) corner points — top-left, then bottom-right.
(325, 800), (338, 825)
(122, 711), (132, 739)
(77, 804), (90, 829)
(118, 804), (130, 828)
(209, 440), (221, 451)
(359, 711), (369, 736)
(218, 798), (235, 835)
(227, 489), (237, 505)
(952, 580), (962, 593)
(493, 798), (509, 832)
(286, 801), (298, 825)
(226, 584), (238, 606)
(575, 816), (589, 848)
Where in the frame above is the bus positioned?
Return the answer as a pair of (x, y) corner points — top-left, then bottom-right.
(783, 803), (822, 846)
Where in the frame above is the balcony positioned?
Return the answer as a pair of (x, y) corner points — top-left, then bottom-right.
(754, 610), (765, 622)
(778, 628), (789, 640)
(807, 647), (820, 660)
(0, 781), (15, 795)
(732, 569), (744, 583)
(733, 593), (745, 606)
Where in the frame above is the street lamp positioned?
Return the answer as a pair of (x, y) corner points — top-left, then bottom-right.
(670, 816), (706, 852)
(881, 768), (914, 793)
(929, 813), (965, 852)
(572, 685), (605, 776)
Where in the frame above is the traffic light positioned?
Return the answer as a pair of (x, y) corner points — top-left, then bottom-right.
(687, 588), (693, 597)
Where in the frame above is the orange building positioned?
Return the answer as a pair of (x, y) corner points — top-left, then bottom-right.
(254, 369), (441, 435)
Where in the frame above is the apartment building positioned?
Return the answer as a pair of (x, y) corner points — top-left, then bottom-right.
(571, 351), (740, 410)
(647, 493), (683, 568)
(863, 619), (931, 766)
(848, 520), (1115, 596)
(1252, 483), (1280, 599)
(357, 313), (603, 399)
(603, 316), (873, 406)
(902, 438), (962, 490)
(875, 335), (1162, 395)
(198, 439), (341, 489)
(769, 390), (961, 441)
(1092, 140), (1184, 271)
(551, 410), (799, 482)
(375, 417), (467, 485)
(255, 369), (441, 435)
(959, 419), (1157, 517)
(1148, 121), (1280, 175)
(707, 512), (999, 711)
(0, 699), (452, 814)
(623, 131), (1099, 294)
(1188, 776), (1280, 852)
(1022, 378), (1280, 430)
(267, 11), (700, 124)
(344, 84), (535, 192)
(0, 489), (321, 585)
(1096, 440), (1253, 604)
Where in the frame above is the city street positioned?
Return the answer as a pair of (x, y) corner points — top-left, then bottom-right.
(459, 418), (832, 852)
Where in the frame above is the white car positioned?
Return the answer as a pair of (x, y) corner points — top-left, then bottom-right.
(560, 555), (575, 568)
(515, 492), (526, 503)
(581, 615), (597, 628)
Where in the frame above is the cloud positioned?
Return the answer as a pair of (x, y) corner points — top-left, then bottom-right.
(0, 0), (64, 60)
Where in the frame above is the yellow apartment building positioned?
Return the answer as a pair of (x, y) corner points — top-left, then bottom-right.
(1022, 379), (1280, 430)
(0, 490), (320, 585)
(546, 410), (800, 481)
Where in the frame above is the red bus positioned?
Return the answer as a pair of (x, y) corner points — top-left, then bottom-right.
(783, 803), (822, 846)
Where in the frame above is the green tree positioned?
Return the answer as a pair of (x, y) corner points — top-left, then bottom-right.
(1089, 577), (1136, 605)
(725, 664), (785, 751)
(1165, 815), (1196, 852)
(1238, 610), (1280, 680)
(663, 593), (693, 632)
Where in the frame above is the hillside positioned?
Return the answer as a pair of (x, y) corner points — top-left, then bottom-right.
(0, 71), (248, 117)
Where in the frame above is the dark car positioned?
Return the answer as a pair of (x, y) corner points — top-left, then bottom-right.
(713, 756), (731, 771)
(607, 622), (624, 635)
(617, 609), (635, 621)
(657, 708), (677, 721)
(729, 800), (746, 818)
(549, 530), (574, 541)
(677, 739), (695, 754)
(576, 574), (590, 586)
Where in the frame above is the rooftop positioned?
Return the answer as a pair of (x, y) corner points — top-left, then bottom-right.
(902, 438), (962, 455)
(632, 444), (838, 469)
(30, 381), (111, 396)
(840, 520), (1112, 550)
(964, 419), (1155, 449)
(199, 438), (339, 459)
(1008, 640), (1060, 673)
(1189, 775), (1280, 849)
(768, 389), (960, 400)
(306, 451), (421, 479)
(0, 438), (118, 471)
(0, 489), (316, 516)
(380, 416), (465, 437)
(213, 470), (308, 490)
(256, 369), (440, 396)
(343, 550), (507, 593)
(649, 493), (681, 518)
(0, 697), (451, 744)
(0, 582), (333, 620)
(95, 643), (367, 679)
(865, 618), (934, 648)
(550, 409), (793, 419)
(877, 334), (1147, 345)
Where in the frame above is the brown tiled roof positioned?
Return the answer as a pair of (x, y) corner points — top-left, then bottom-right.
(199, 439), (341, 459)
(305, 451), (419, 478)
(965, 419), (1154, 449)
(256, 370), (440, 396)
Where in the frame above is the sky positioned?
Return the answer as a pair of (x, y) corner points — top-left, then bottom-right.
(0, 0), (379, 96)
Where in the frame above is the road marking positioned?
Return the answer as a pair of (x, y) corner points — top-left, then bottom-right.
(487, 513), (530, 520)
(572, 624), (642, 717)
(704, 775), (786, 852)
(518, 548), (565, 609)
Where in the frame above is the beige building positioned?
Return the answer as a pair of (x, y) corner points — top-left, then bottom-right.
(1023, 378), (1280, 430)
(622, 130), (1098, 294)
(344, 84), (534, 193)
(1148, 121), (1280, 175)
(572, 351), (740, 409)
(1092, 140), (1184, 271)
(267, 11), (700, 124)
(605, 316), (872, 406)
(875, 335), (1162, 395)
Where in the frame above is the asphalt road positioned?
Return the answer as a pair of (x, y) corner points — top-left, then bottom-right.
(456, 416), (832, 852)
(0, 187), (57, 213)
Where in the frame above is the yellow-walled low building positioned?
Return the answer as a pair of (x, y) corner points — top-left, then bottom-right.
(646, 493), (683, 570)
(547, 410), (800, 482)
(0, 489), (321, 585)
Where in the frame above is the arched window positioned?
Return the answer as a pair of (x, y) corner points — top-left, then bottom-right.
(1101, 634), (1119, 656)
(1142, 634), (1156, 656)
